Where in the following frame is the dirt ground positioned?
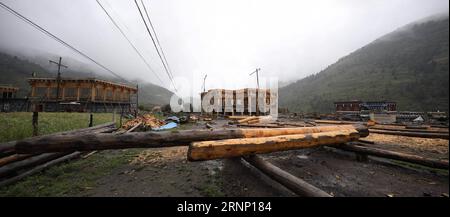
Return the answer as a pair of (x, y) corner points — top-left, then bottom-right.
(364, 133), (448, 160)
(79, 120), (449, 197)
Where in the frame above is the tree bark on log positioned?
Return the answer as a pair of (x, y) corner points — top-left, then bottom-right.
(0, 122), (116, 156)
(188, 129), (361, 161)
(0, 152), (81, 187)
(314, 120), (360, 125)
(237, 116), (259, 123)
(0, 154), (33, 167)
(237, 124), (283, 128)
(369, 129), (449, 139)
(242, 155), (331, 197)
(16, 125), (368, 154)
(370, 126), (448, 134)
(332, 143), (449, 169)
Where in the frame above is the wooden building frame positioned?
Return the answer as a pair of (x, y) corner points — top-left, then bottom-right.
(28, 78), (137, 103)
(28, 78), (137, 112)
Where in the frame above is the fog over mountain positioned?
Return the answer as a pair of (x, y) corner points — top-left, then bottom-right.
(0, 0), (448, 97)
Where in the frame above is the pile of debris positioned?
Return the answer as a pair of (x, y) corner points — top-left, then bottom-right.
(122, 114), (165, 131)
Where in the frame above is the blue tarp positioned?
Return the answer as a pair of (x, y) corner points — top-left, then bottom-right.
(152, 122), (178, 131)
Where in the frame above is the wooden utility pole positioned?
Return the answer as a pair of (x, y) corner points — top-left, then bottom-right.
(135, 84), (139, 118)
(32, 112), (38, 137)
(49, 57), (68, 100)
(201, 74), (207, 115)
(249, 68), (261, 115)
(202, 74), (207, 93)
(249, 68), (261, 89)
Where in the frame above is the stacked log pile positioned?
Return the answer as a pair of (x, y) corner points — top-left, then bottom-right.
(4, 119), (448, 197)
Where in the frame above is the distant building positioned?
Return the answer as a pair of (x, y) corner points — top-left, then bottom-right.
(334, 100), (362, 112)
(334, 100), (397, 112)
(0, 85), (18, 99)
(28, 77), (137, 113)
(201, 88), (276, 116)
(0, 85), (28, 112)
(334, 100), (397, 122)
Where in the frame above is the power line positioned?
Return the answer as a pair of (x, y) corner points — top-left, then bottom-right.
(141, 0), (175, 81)
(96, 0), (165, 87)
(134, 0), (177, 91)
(0, 1), (128, 83)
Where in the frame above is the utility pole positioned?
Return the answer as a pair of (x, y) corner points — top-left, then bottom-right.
(249, 68), (261, 89)
(135, 84), (139, 118)
(201, 74), (207, 116)
(202, 74), (207, 93)
(249, 68), (261, 116)
(49, 57), (68, 100)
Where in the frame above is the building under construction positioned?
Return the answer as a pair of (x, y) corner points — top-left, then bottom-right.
(28, 77), (138, 113)
(0, 85), (29, 112)
(200, 88), (277, 116)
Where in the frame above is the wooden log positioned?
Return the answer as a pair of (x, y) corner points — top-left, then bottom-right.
(314, 120), (361, 125)
(126, 122), (142, 133)
(81, 151), (98, 159)
(304, 121), (317, 126)
(370, 126), (448, 134)
(405, 125), (429, 130)
(188, 129), (361, 161)
(237, 124), (283, 128)
(0, 153), (66, 178)
(332, 143), (449, 169)
(357, 139), (375, 144)
(228, 116), (253, 120)
(247, 119), (260, 124)
(0, 153), (64, 177)
(0, 141), (16, 158)
(237, 116), (259, 123)
(369, 129), (449, 139)
(277, 122), (308, 127)
(242, 155), (331, 197)
(0, 152), (81, 187)
(429, 125), (449, 129)
(16, 125), (369, 154)
(0, 122), (116, 156)
(0, 154), (32, 167)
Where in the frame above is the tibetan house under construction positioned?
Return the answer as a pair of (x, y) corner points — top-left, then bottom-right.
(28, 77), (137, 113)
(201, 88), (277, 116)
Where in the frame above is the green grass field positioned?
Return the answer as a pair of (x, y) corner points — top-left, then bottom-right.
(0, 112), (138, 196)
(0, 112), (120, 143)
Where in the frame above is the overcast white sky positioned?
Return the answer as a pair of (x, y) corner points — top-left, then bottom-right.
(0, 0), (448, 95)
